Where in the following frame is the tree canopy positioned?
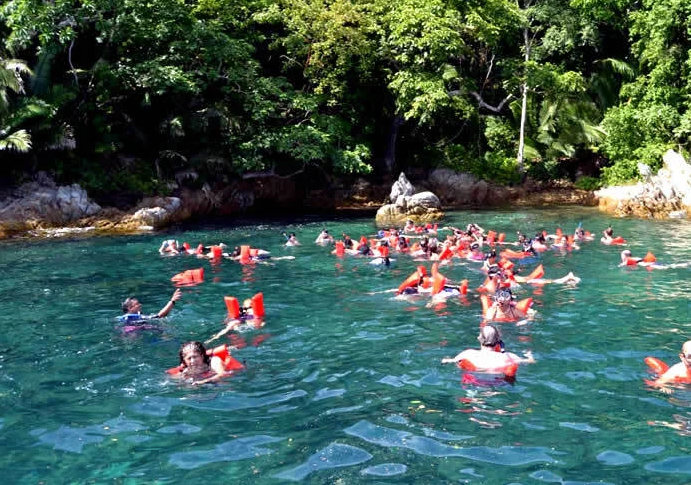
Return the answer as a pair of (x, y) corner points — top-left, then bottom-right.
(0, 0), (688, 198)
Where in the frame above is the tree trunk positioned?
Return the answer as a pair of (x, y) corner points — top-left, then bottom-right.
(517, 26), (530, 178)
(383, 115), (404, 177)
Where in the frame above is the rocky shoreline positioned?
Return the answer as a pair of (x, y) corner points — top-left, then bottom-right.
(5, 150), (691, 241)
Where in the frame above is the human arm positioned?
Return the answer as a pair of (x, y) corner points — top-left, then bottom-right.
(441, 349), (470, 365)
(507, 350), (535, 364)
(204, 319), (241, 345)
(157, 288), (182, 318)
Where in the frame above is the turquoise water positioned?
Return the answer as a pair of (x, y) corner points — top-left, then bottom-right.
(3, 207), (691, 483)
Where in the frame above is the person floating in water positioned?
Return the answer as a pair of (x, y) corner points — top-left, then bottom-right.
(173, 341), (228, 385)
(159, 239), (180, 254)
(315, 229), (334, 245)
(617, 249), (691, 269)
(647, 341), (691, 393)
(440, 325), (535, 371)
(482, 289), (532, 323)
(119, 288), (182, 323)
(283, 232), (300, 246)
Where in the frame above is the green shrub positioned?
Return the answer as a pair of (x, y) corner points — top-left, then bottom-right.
(574, 176), (602, 191)
(526, 158), (560, 182)
(600, 158), (638, 186)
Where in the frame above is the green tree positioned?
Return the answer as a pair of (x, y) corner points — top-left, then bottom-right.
(599, 0), (691, 185)
(0, 55), (32, 151)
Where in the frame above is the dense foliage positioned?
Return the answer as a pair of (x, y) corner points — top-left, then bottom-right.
(0, 0), (689, 198)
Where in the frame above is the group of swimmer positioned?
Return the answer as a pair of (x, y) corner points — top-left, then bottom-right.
(125, 218), (689, 392)
(120, 281), (264, 385)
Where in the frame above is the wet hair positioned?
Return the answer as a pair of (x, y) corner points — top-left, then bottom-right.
(605, 227), (614, 236)
(484, 250), (496, 260)
(179, 341), (210, 367)
(471, 243), (480, 250)
(122, 297), (136, 313)
(230, 247), (241, 257)
(478, 325), (502, 347)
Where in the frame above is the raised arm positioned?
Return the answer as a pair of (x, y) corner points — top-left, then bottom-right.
(157, 288), (182, 318)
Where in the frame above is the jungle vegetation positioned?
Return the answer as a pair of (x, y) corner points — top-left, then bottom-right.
(1, 0), (689, 202)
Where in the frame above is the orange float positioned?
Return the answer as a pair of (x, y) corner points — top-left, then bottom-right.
(171, 268), (205, 286)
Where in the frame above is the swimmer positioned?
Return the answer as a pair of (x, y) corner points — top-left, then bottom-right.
(283, 232), (300, 246)
(174, 341), (227, 385)
(206, 298), (265, 344)
(315, 229), (335, 245)
(574, 224), (594, 241)
(159, 239), (180, 254)
(483, 289), (531, 322)
(482, 250), (499, 273)
(651, 341), (691, 391)
(369, 255), (392, 267)
(119, 288), (182, 322)
(514, 268), (581, 285)
(441, 325), (535, 370)
(619, 249), (691, 269)
(466, 242), (485, 261)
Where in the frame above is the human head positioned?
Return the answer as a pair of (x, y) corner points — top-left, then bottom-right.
(478, 325), (502, 347)
(681, 341), (691, 363)
(485, 250), (496, 261)
(242, 299), (252, 309)
(605, 226), (613, 236)
(179, 341), (210, 368)
(494, 289), (513, 305)
(122, 297), (141, 314)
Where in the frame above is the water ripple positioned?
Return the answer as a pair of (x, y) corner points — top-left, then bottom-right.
(273, 443), (372, 481)
(344, 420), (555, 464)
(596, 450), (635, 465)
(360, 463), (407, 476)
(168, 435), (282, 470)
(645, 456), (691, 474)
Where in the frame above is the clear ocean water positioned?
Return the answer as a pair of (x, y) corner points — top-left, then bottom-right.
(3, 207), (691, 484)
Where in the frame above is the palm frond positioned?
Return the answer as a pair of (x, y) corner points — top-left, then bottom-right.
(597, 58), (635, 79)
(0, 129), (32, 152)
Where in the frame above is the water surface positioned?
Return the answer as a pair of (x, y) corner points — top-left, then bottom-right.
(2, 207), (691, 483)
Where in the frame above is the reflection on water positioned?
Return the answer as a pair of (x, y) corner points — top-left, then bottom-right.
(4, 208), (691, 483)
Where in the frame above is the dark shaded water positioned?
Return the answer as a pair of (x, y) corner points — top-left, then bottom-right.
(2, 207), (691, 484)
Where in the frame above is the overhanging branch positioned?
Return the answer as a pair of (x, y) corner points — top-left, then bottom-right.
(448, 90), (514, 113)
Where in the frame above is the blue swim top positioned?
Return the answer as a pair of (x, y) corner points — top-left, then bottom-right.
(118, 313), (158, 323)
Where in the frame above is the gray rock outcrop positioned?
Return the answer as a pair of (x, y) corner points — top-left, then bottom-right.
(389, 172), (415, 203)
(0, 174), (101, 227)
(596, 150), (691, 218)
(376, 173), (444, 225)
